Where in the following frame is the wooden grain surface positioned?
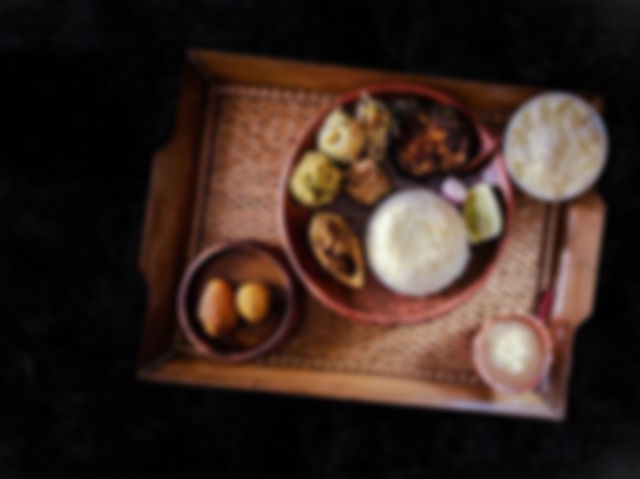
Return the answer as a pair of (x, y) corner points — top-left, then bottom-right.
(188, 50), (604, 123)
(138, 63), (207, 367)
(138, 50), (606, 420)
(139, 353), (561, 420)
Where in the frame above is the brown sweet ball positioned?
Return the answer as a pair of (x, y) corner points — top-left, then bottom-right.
(197, 278), (237, 337)
(235, 282), (272, 324)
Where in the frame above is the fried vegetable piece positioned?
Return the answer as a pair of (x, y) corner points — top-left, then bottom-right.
(356, 94), (392, 162)
(309, 212), (365, 289)
(345, 158), (391, 205)
(395, 104), (471, 178)
(289, 151), (342, 207)
(317, 109), (366, 163)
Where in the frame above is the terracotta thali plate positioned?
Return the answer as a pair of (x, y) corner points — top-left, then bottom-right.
(280, 83), (514, 325)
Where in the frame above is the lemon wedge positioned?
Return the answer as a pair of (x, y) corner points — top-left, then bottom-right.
(464, 184), (503, 244)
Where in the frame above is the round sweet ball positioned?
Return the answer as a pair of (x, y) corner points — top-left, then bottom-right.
(235, 282), (272, 324)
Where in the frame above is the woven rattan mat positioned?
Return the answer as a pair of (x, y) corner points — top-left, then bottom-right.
(186, 84), (546, 386)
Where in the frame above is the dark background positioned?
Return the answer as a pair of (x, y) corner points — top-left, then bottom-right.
(3, 1), (640, 477)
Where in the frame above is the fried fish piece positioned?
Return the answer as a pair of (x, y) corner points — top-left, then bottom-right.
(396, 104), (470, 178)
(309, 212), (365, 289)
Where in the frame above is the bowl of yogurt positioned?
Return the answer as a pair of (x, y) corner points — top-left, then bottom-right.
(472, 313), (553, 393)
(503, 92), (608, 202)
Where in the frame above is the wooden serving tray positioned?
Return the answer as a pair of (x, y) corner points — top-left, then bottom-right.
(138, 49), (606, 420)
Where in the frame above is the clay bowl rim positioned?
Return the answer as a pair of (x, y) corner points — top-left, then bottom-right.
(177, 240), (301, 362)
(472, 312), (555, 394)
(278, 82), (513, 325)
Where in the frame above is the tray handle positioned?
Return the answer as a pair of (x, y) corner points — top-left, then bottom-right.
(138, 63), (208, 368)
(541, 190), (605, 416)
(551, 191), (606, 328)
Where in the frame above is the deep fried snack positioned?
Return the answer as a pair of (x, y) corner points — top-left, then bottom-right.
(289, 151), (342, 207)
(317, 109), (366, 163)
(356, 94), (392, 162)
(345, 158), (391, 205)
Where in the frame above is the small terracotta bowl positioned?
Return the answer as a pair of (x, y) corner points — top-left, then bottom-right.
(472, 313), (554, 393)
(177, 240), (302, 362)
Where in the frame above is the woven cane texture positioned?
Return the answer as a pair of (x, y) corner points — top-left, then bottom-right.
(188, 83), (545, 385)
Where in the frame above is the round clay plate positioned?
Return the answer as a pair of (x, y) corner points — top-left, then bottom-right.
(177, 241), (302, 361)
(280, 83), (514, 325)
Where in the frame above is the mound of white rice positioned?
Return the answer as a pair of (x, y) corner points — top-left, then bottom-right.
(504, 92), (607, 201)
(366, 189), (469, 296)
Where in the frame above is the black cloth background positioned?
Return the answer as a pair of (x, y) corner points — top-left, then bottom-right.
(3, 1), (640, 477)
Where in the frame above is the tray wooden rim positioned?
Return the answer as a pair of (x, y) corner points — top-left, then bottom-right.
(138, 49), (607, 421)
